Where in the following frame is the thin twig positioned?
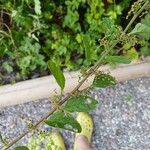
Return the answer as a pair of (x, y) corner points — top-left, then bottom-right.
(124, 0), (149, 33)
(2, 1), (149, 149)
(0, 22), (16, 47)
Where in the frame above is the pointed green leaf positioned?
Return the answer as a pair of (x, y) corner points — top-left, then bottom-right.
(93, 74), (116, 88)
(14, 146), (29, 150)
(48, 61), (65, 90)
(129, 23), (150, 35)
(64, 95), (98, 112)
(45, 112), (81, 133)
(105, 56), (131, 64)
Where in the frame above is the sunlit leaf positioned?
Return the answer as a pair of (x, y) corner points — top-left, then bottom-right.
(48, 61), (65, 90)
(45, 112), (81, 133)
(64, 95), (98, 112)
(125, 47), (139, 62)
(129, 23), (150, 35)
(34, 0), (41, 15)
(93, 73), (116, 88)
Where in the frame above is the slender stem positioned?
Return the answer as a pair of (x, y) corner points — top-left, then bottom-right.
(124, 0), (149, 33)
(3, 1), (148, 149)
(0, 23), (16, 47)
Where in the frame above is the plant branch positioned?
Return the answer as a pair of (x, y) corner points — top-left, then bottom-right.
(2, 1), (148, 149)
(124, 0), (149, 33)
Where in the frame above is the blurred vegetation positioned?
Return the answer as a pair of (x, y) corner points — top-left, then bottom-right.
(0, 0), (149, 84)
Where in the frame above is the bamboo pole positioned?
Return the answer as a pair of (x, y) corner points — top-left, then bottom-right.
(0, 59), (150, 107)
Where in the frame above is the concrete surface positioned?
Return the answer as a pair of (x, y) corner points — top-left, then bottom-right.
(0, 77), (150, 150)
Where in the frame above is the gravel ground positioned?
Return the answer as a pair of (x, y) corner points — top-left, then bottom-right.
(0, 77), (150, 150)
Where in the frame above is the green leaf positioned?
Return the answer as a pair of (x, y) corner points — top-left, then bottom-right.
(64, 95), (98, 112)
(48, 60), (65, 90)
(14, 146), (29, 150)
(125, 47), (139, 62)
(45, 112), (81, 133)
(140, 43), (150, 56)
(82, 34), (97, 63)
(93, 74), (116, 88)
(105, 56), (131, 64)
(129, 23), (150, 35)
(34, 0), (41, 15)
(139, 13), (150, 40)
(83, 35), (92, 62)
(2, 62), (13, 73)
(76, 34), (82, 43)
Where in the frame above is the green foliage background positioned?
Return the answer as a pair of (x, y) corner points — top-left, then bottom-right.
(0, 0), (149, 84)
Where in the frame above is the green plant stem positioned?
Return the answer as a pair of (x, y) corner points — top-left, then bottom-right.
(2, 1), (148, 149)
(124, 0), (149, 33)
